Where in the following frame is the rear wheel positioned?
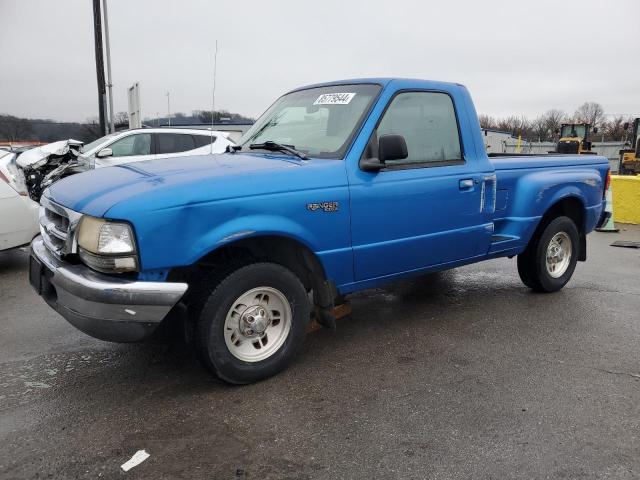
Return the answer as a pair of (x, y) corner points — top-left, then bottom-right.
(193, 262), (310, 384)
(517, 216), (579, 293)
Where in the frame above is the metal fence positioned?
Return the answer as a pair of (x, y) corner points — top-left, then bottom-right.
(502, 141), (625, 172)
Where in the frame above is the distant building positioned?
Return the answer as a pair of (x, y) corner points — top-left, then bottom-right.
(481, 128), (515, 153)
(142, 117), (254, 143)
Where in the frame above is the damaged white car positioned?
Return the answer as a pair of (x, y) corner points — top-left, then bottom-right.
(16, 139), (89, 201)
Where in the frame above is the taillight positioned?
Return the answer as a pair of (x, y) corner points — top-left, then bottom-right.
(603, 170), (611, 197)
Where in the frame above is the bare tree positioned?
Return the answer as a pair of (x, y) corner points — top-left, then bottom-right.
(496, 115), (531, 138)
(542, 109), (566, 140)
(602, 115), (635, 142)
(81, 118), (103, 141)
(573, 102), (605, 128)
(0, 115), (33, 141)
(196, 109), (229, 123)
(531, 116), (548, 142)
(478, 114), (496, 130)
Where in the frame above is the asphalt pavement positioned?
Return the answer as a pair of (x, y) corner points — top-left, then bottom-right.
(1, 226), (639, 479)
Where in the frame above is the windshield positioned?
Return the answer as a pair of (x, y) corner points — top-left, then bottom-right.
(238, 84), (381, 159)
(81, 133), (118, 154)
(560, 124), (587, 138)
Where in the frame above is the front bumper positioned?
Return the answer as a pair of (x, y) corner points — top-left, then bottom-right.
(30, 236), (188, 342)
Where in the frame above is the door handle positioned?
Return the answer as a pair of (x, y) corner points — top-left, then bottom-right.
(459, 179), (474, 190)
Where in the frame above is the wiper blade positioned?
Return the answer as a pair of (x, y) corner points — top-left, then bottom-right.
(249, 141), (308, 160)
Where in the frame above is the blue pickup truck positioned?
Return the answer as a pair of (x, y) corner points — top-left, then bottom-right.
(30, 78), (610, 383)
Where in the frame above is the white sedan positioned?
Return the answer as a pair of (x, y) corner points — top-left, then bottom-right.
(77, 127), (234, 167)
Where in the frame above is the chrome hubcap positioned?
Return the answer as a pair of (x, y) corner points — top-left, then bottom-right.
(239, 304), (271, 337)
(546, 232), (572, 278)
(224, 287), (291, 362)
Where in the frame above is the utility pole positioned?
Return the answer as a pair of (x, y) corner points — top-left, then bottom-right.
(92, 0), (107, 135)
(103, 0), (115, 133)
(166, 92), (171, 126)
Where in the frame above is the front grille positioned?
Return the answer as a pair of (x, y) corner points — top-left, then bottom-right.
(39, 193), (82, 257)
(45, 208), (69, 232)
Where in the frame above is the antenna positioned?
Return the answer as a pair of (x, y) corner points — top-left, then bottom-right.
(211, 40), (218, 154)
(166, 92), (171, 126)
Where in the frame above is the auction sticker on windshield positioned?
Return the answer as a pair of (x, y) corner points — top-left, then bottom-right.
(313, 93), (356, 105)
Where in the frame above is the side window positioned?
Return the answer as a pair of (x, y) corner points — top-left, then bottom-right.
(156, 133), (196, 154)
(376, 92), (462, 166)
(109, 134), (151, 157)
(193, 135), (216, 149)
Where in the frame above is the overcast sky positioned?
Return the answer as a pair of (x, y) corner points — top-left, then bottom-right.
(1, 0), (638, 123)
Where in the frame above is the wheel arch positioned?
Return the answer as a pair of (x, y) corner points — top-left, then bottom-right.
(529, 195), (587, 261)
(169, 234), (339, 328)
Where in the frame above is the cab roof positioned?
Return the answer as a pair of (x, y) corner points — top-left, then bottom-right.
(288, 77), (465, 94)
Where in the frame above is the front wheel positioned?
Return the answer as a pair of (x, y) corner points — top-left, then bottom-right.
(517, 216), (579, 293)
(193, 263), (310, 384)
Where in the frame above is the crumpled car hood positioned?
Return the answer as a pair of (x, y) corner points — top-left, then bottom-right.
(16, 139), (84, 169)
(15, 139), (91, 201)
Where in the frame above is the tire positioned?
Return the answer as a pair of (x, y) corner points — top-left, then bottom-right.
(517, 216), (579, 293)
(192, 262), (310, 384)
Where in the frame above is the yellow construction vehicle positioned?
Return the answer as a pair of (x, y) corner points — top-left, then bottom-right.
(619, 118), (640, 175)
(556, 123), (597, 154)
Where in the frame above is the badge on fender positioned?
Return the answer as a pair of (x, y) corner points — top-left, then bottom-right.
(307, 201), (339, 212)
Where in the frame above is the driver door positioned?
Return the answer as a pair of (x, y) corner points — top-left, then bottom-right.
(349, 90), (490, 281)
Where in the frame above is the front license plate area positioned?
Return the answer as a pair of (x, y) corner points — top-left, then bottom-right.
(29, 255), (43, 294)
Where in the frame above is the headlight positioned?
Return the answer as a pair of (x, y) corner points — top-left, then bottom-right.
(77, 216), (139, 273)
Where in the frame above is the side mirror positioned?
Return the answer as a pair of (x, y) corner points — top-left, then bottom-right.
(359, 134), (409, 173)
(96, 147), (113, 158)
(360, 157), (384, 172)
(378, 134), (408, 162)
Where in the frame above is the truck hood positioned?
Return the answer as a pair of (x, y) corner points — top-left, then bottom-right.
(47, 152), (337, 217)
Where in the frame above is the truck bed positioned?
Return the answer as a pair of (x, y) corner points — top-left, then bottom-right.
(486, 153), (609, 258)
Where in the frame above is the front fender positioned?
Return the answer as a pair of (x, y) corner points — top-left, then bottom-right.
(188, 214), (320, 265)
(130, 194), (353, 286)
